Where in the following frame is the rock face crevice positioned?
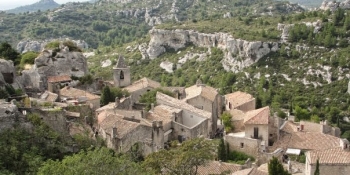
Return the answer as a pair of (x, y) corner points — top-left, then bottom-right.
(146, 29), (279, 72)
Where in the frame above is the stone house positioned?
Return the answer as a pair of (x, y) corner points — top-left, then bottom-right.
(224, 91), (255, 112)
(156, 92), (212, 140)
(47, 75), (72, 94)
(225, 106), (271, 157)
(183, 80), (223, 137)
(123, 77), (161, 103)
(97, 113), (164, 155)
(305, 142), (350, 175)
(39, 91), (58, 102)
(299, 120), (340, 137)
(60, 86), (100, 109)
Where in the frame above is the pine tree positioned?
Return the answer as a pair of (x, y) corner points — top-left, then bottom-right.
(218, 138), (227, 162)
(100, 86), (113, 106)
(314, 159), (320, 175)
(268, 157), (291, 175)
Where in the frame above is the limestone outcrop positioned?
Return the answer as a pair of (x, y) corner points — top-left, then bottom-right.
(320, 0), (350, 11)
(146, 29), (279, 72)
(0, 59), (22, 89)
(17, 39), (89, 53)
(20, 44), (88, 90)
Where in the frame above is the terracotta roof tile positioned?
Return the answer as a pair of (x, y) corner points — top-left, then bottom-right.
(232, 168), (268, 175)
(244, 106), (269, 125)
(229, 109), (245, 121)
(156, 92), (211, 119)
(308, 147), (350, 165)
(60, 86), (100, 100)
(271, 132), (341, 151)
(99, 114), (140, 139)
(197, 161), (242, 175)
(225, 91), (255, 108)
(184, 84), (218, 102)
(123, 77), (161, 93)
(47, 75), (71, 83)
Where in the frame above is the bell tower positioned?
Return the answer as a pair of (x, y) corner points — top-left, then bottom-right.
(113, 55), (131, 87)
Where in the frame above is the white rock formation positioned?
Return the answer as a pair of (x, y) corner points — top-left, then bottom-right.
(17, 39), (89, 53)
(146, 29), (279, 72)
(160, 61), (174, 73)
(20, 45), (88, 90)
(320, 0), (350, 11)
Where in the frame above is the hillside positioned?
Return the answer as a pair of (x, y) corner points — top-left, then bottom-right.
(0, 0), (303, 49)
(6, 0), (60, 14)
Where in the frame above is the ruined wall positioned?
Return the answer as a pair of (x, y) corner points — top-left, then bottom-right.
(225, 135), (260, 157)
(32, 109), (68, 135)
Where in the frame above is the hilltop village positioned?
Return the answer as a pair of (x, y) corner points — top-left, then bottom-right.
(1, 49), (349, 174)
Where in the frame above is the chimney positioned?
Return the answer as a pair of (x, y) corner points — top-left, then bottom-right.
(112, 127), (117, 139)
(114, 97), (120, 108)
(151, 103), (155, 111)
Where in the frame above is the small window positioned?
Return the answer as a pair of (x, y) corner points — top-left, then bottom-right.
(240, 143), (244, 148)
(120, 70), (124, 79)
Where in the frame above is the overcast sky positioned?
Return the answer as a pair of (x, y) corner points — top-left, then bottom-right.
(0, 0), (90, 10)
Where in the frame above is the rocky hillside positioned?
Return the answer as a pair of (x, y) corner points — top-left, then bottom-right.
(6, 0), (60, 14)
(0, 0), (303, 48)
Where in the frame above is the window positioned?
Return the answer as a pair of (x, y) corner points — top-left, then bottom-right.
(254, 127), (259, 139)
(120, 70), (124, 79)
(240, 143), (244, 148)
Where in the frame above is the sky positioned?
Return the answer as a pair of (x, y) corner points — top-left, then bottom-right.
(0, 0), (90, 10)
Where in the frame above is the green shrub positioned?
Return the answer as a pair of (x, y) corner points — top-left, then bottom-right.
(45, 41), (60, 49)
(227, 150), (255, 165)
(63, 40), (82, 52)
(20, 51), (39, 68)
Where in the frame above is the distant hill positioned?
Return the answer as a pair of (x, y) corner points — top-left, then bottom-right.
(278, 0), (324, 8)
(6, 0), (60, 14)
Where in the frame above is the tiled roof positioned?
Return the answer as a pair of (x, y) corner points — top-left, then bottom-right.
(184, 84), (218, 102)
(114, 55), (127, 68)
(40, 91), (58, 102)
(99, 114), (140, 139)
(146, 105), (182, 124)
(271, 132), (341, 151)
(123, 77), (161, 93)
(60, 86), (100, 100)
(156, 92), (211, 119)
(225, 91), (255, 108)
(232, 168), (268, 175)
(280, 121), (299, 133)
(308, 147), (350, 165)
(196, 161), (242, 175)
(96, 102), (115, 113)
(229, 109), (245, 121)
(97, 110), (116, 124)
(47, 75), (71, 83)
(244, 106), (269, 125)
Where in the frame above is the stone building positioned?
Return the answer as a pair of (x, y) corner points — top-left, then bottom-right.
(60, 86), (100, 109)
(47, 75), (71, 93)
(224, 91), (255, 112)
(113, 55), (131, 88)
(156, 92), (212, 140)
(225, 107), (271, 157)
(183, 80), (223, 137)
(123, 77), (161, 103)
(305, 144), (350, 175)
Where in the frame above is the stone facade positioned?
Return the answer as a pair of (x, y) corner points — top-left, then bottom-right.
(113, 55), (131, 88)
(225, 134), (260, 157)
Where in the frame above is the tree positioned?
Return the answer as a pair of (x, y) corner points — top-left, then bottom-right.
(143, 138), (216, 175)
(221, 112), (233, 133)
(38, 147), (148, 175)
(314, 159), (320, 175)
(218, 138), (227, 162)
(139, 88), (174, 111)
(268, 157), (291, 175)
(0, 42), (20, 64)
(100, 86), (113, 106)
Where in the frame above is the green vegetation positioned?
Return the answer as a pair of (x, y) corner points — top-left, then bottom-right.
(227, 150), (255, 165)
(143, 138), (216, 175)
(20, 51), (39, 68)
(0, 42), (20, 64)
(221, 112), (234, 133)
(268, 157), (291, 175)
(139, 88), (174, 111)
(100, 86), (129, 106)
(38, 147), (147, 175)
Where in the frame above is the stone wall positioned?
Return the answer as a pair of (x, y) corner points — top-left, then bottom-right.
(171, 118), (208, 142)
(225, 135), (260, 157)
(245, 124), (269, 147)
(234, 99), (256, 112)
(31, 109), (68, 135)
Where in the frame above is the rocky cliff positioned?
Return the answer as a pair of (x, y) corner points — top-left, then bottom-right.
(17, 39), (89, 54)
(20, 44), (88, 90)
(146, 29), (279, 72)
(0, 59), (22, 89)
(320, 0), (350, 11)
